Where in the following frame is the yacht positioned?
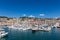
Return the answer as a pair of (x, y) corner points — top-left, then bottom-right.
(54, 22), (60, 28)
(43, 27), (51, 31)
(39, 24), (51, 31)
(0, 28), (8, 38)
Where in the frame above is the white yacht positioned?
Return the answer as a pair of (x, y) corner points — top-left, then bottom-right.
(0, 28), (8, 38)
(43, 27), (51, 31)
(54, 22), (60, 28)
(39, 24), (51, 31)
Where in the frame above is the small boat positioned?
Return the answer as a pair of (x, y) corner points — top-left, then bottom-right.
(0, 28), (8, 38)
(54, 22), (60, 28)
(51, 26), (56, 28)
(43, 27), (51, 32)
(22, 28), (27, 30)
(39, 24), (51, 31)
(39, 27), (44, 31)
(31, 27), (36, 30)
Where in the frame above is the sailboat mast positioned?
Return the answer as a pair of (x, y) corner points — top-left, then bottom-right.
(17, 18), (18, 23)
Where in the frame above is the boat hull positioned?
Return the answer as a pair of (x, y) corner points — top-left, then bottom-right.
(0, 32), (8, 38)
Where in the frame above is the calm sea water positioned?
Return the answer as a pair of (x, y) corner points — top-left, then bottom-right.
(0, 28), (60, 40)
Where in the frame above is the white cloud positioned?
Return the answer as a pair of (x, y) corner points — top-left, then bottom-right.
(55, 17), (58, 19)
(40, 14), (45, 16)
(23, 14), (26, 16)
(29, 15), (35, 17)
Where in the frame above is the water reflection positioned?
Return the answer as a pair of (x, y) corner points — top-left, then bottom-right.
(0, 38), (6, 40)
(32, 30), (37, 34)
(0, 28), (60, 40)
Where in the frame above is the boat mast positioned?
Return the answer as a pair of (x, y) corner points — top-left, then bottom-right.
(17, 18), (18, 23)
(11, 18), (13, 28)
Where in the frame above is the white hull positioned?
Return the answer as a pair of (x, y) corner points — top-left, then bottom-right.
(43, 27), (51, 31)
(0, 32), (8, 38)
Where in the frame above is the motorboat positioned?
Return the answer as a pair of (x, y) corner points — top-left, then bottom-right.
(54, 22), (60, 28)
(39, 24), (51, 31)
(43, 27), (51, 31)
(0, 28), (8, 38)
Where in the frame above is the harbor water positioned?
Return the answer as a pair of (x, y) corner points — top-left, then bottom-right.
(0, 27), (60, 40)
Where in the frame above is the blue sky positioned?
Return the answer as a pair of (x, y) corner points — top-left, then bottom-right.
(0, 0), (60, 18)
